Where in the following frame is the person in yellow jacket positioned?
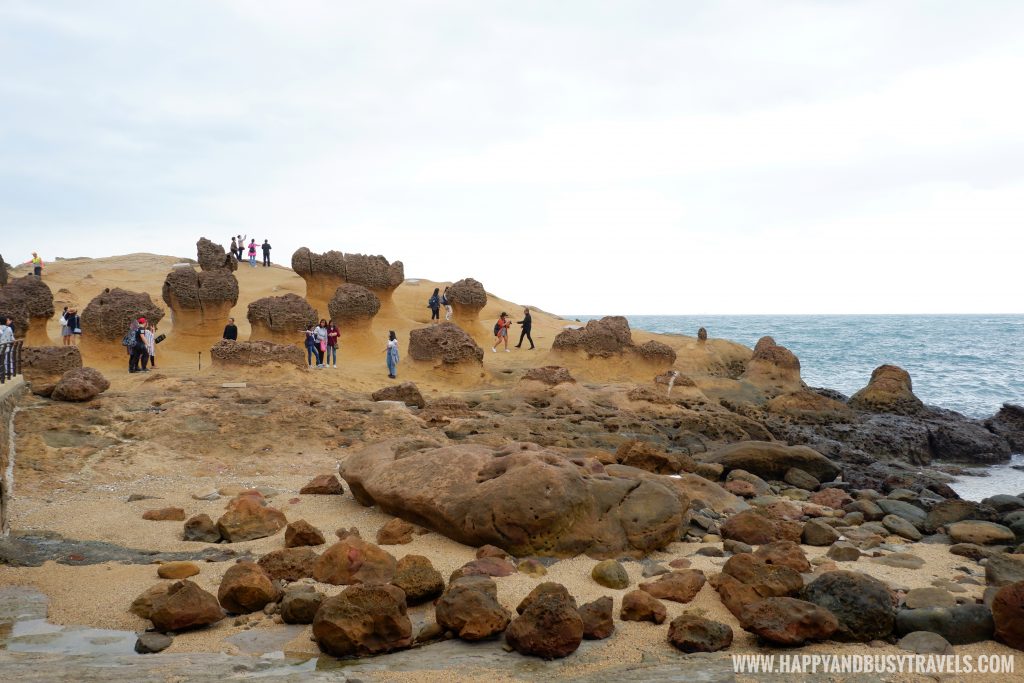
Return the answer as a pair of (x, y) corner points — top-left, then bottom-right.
(25, 252), (43, 277)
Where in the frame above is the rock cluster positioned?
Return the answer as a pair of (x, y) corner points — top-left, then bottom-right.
(210, 340), (305, 368)
(552, 316), (676, 366)
(408, 323), (484, 366)
(81, 288), (165, 341)
(247, 294), (317, 342)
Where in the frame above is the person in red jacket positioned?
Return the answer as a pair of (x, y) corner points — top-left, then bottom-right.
(492, 312), (512, 353)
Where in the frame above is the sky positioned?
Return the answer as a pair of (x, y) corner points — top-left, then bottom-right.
(2, 1), (1022, 315)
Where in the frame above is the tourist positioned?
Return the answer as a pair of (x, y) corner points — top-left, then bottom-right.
(24, 252), (43, 277)
(428, 287), (441, 322)
(247, 239), (258, 267)
(492, 312), (512, 353)
(303, 324), (322, 368)
(128, 317), (149, 373)
(223, 317), (238, 340)
(235, 234), (247, 261)
(326, 320), (339, 368)
(442, 286), (452, 321)
(0, 315), (14, 377)
(230, 237), (238, 260)
(313, 319), (329, 368)
(59, 307), (71, 346)
(385, 330), (399, 378)
(515, 307), (535, 350)
(261, 240), (271, 267)
(144, 322), (156, 369)
(62, 308), (81, 347)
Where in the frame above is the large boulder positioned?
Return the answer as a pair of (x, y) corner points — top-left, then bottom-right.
(81, 288), (165, 342)
(291, 248), (404, 310)
(246, 294), (317, 343)
(447, 278), (487, 326)
(392, 555), (444, 605)
(312, 584), (412, 657)
(701, 441), (840, 483)
(667, 614), (733, 653)
(505, 584), (584, 659)
(161, 267), (238, 337)
(215, 491), (287, 542)
(802, 571), (895, 642)
(435, 576), (512, 641)
(217, 562), (280, 614)
(741, 597), (838, 645)
(0, 275), (54, 344)
(371, 382), (425, 409)
(341, 440), (687, 559)
(50, 367), (110, 402)
(740, 336), (803, 396)
(148, 580), (224, 632)
(312, 537), (397, 585)
(196, 237), (238, 272)
(408, 323), (484, 366)
(993, 581), (1024, 651)
(327, 284), (380, 333)
(210, 340), (305, 369)
(21, 346), (82, 385)
(849, 365), (924, 415)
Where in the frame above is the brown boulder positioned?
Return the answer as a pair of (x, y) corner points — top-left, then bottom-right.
(217, 562), (280, 614)
(577, 596), (614, 639)
(81, 288), (165, 341)
(376, 518), (415, 545)
(506, 586), (584, 659)
(740, 336), (803, 396)
(371, 382), (425, 409)
(809, 487), (853, 508)
(721, 510), (802, 546)
(257, 547), (319, 582)
(450, 556), (517, 582)
(312, 537), (397, 585)
(158, 561), (200, 580)
(216, 492), (287, 542)
(703, 441), (841, 483)
(50, 367), (109, 402)
(710, 572), (762, 621)
(328, 283), (381, 326)
(552, 316), (632, 357)
(521, 366), (576, 386)
(993, 581), (1024, 651)
(616, 440), (695, 475)
(130, 584), (170, 619)
(620, 589), (667, 624)
(435, 576), (512, 641)
(722, 553), (803, 598)
(407, 323), (484, 365)
(246, 294), (316, 342)
(668, 614), (734, 653)
(300, 474), (344, 495)
(447, 278), (487, 324)
(21, 346), (82, 384)
(392, 555), (444, 605)
(634, 340), (677, 365)
(285, 519), (326, 547)
(280, 586), (323, 625)
(802, 570), (895, 641)
(210, 339), (305, 369)
(196, 237), (237, 272)
(161, 267), (238, 337)
(143, 507), (186, 522)
(341, 440), (687, 559)
(0, 275), (54, 342)
(312, 583), (412, 657)
(849, 365), (924, 415)
(752, 540), (811, 573)
(516, 583), (577, 615)
(948, 520), (1016, 545)
(148, 580), (224, 632)
(183, 514), (221, 543)
(741, 597), (838, 645)
(639, 570), (706, 604)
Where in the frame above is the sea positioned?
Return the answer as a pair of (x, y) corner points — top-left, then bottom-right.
(597, 314), (1024, 501)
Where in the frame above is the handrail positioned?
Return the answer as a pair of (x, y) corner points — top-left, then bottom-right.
(0, 340), (23, 384)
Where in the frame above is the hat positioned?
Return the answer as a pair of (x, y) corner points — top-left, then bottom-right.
(138, 317), (147, 324)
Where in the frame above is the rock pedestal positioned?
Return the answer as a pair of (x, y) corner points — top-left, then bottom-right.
(0, 276), (55, 345)
(291, 248), (403, 314)
(328, 284), (381, 342)
(246, 294), (317, 344)
(161, 267), (239, 339)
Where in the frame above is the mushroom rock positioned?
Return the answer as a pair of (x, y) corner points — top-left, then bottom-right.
(0, 275), (54, 345)
(446, 278), (487, 329)
(740, 336), (804, 397)
(161, 267), (239, 338)
(196, 237), (238, 272)
(849, 365), (925, 415)
(697, 327), (708, 342)
(328, 284), (381, 340)
(81, 288), (165, 345)
(210, 340), (306, 368)
(552, 316), (676, 367)
(247, 293), (317, 343)
(291, 248), (404, 311)
(408, 323), (484, 367)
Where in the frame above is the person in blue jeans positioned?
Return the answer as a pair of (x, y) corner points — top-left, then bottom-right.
(385, 330), (399, 378)
(303, 324), (322, 367)
(325, 321), (339, 368)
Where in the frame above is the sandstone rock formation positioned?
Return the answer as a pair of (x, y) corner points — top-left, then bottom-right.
(291, 248), (404, 310)
(552, 316), (676, 366)
(81, 288), (165, 342)
(701, 441), (841, 483)
(849, 365), (925, 415)
(161, 267), (238, 338)
(371, 382), (425, 408)
(210, 340), (305, 368)
(327, 284), (380, 336)
(341, 440), (688, 558)
(0, 275), (54, 344)
(435, 575), (512, 641)
(50, 367), (110, 402)
(740, 336), (804, 396)
(446, 278), (487, 327)
(521, 366), (575, 386)
(217, 562), (280, 614)
(505, 584), (584, 659)
(21, 346), (82, 387)
(246, 294), (317, 343)
(196, 237), (238, 272)
(312, 584), (412, 657)
(408, 323), (484, 366)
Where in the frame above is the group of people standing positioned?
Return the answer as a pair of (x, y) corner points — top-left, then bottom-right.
(303, 320), (340, 368)
(428, 287), (454, 322)
(229, 235), (272, 268)
(126, 317), (158, 373)
(59, 307), (81, 346)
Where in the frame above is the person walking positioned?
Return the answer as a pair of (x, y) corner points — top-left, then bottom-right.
(428, 288), (441, 322)
(442, 286), (452, 321)
(128, 317), (149, 373)
(247, 240), (258, 267)
(223, 317), (238, 340)
(492, 312), (512, 352)
(143, 322), (156, 368)
(25, 252), (43, 277)
(326, 320), (339, 368)
(515, 307), (535, 349)
(303, 324), (322, 368)
(261, 240), (272, 267)
(385, 331), (400, 378)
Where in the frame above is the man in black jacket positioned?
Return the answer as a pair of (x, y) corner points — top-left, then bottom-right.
(223, 318), (238, 340)
(262, 240), (272, 267)
(515, 307), (535, 349)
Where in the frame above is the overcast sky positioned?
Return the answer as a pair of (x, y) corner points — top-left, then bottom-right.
(2, 1), (1022, 315)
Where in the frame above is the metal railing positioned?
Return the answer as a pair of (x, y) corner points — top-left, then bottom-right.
(0, 340), (23, 384)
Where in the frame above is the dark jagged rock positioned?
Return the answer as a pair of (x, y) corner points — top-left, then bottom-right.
(196, 237), (238, 272)
(668, 614), (733, 653)
(895, 604), (995, 645)
(802, 571), (895, 642)
(577, 596), (614, 639)
(435, 576), (511, 641)
(506, 584), (583, 659)
(81, 288), (165, 341)
(987, 404), (1024, 453)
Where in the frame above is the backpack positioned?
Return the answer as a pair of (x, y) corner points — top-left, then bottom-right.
(121, 330), (135, 347)
(493, 322), (500, 335)
(428, 295), (439, 308)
